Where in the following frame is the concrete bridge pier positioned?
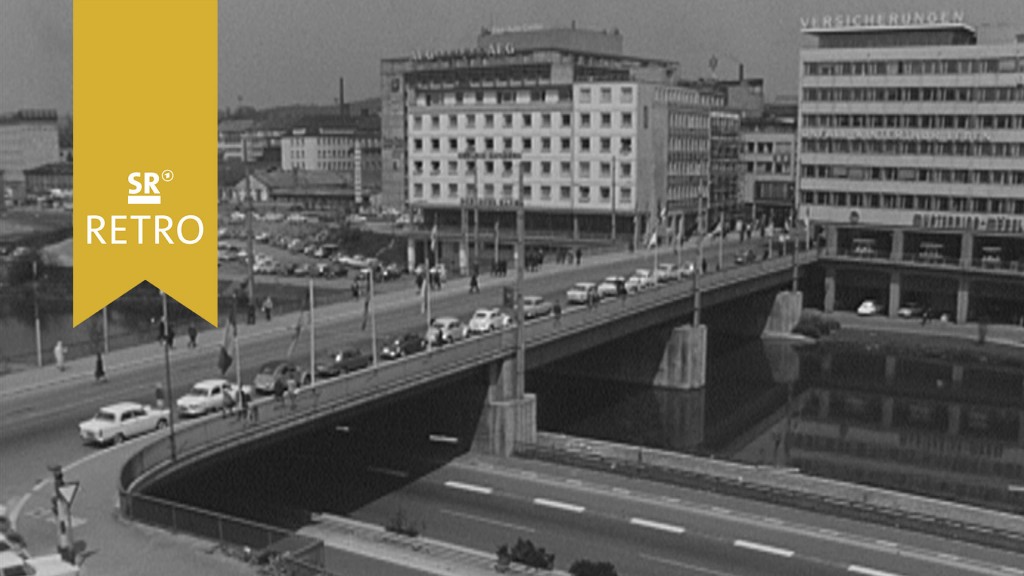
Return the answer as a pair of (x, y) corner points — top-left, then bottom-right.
(653, 324), (707, 390)
(763, 291), (804, 336)
(474, 357), (537, 457)
(652, 388), (705, 451)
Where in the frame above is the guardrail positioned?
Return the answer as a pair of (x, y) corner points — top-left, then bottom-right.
(514, 441), (1024, 554)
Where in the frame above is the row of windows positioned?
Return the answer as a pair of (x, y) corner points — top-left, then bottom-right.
(315, 161), (381, 172)
(417, 88), (572, 107)
(802, 113), (1024, 130)
(411, 136), (634, 155)
(411, 159), (634, 179)
(412, 181), (634, 203)
(298, 137), (377, 147)
(803, 57), (1022, 77)
(412, 111), (635, 131)
(746, 161), (792, 175)
(744, 141), (793, 155)
(801, 191), (1024, 215)
(803, 164), (1024, 186)
(802, 86), (1024, 103)
(578, 85), (635, 104)
(801, 138), (1024, 158)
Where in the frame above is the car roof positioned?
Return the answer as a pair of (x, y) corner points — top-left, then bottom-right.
(473, 308), (498, 315)
(434, 316), (459, 324)
(192, 379), (228, 389)
(103, 401), (143, 412)
(573, 282), (595, 287)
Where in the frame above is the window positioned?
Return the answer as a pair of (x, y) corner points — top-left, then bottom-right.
(580, 113), (591, 128)
(448, 161), (458, 175)
(600, 138), (611, 153)
(542, 185), (553, 200)
(485, 114), (494, 128)
(600, 113), (611, 128)
(484, 183), (495, 197)
(503, 137), (513, 151)
(600, 87), (612, 103)
(562, 113), (572, 127)
(561, 137), (571, 151)
(448, 183), (458, 197)
(620, 162), (632, 178)
(503, 114), (513, 128)
(475, 91), (485, 103)
(621, 112), (632, 128)
(431, 116), (440, 129)
(600, 162), (611, 177)
(579, 161), (591, 178)
(485, 161), (494, 174)
(413, 138), (423, 151)
(522, 114), (532, 127)
(466, 115), (476, 129)
(431, 183), (441, 197)
(448, 138), (457, 150)
(448, 114), (458, 128)
(522, 137), (532, 151)
(580, 138), (591, 152)
(621, 86), (633, 103)
(541, 113), (551, 127)
(430, 139), (440, 151)
(521, 162), (532, 175)
(580, 88), (592, 103)
(414, 116), (423, 130)
(579, 186), (591, 202)
(430, 161), (440, 175)
(530, 89), (545, 102)
(600, 186), (611, 201)
(620, 138), (633, 154)
(522, 185), (532, 199)
(412, 161), (423, 175)
(413, 183), (423, 197)
(620, 187), (632, 202)
(541, 161), (551, 176)
(503, 161), (513, 176)
(541, 137), (551, 152)
(560, 161), (571, 176)
(560, 186), (571, 200)
(485, 138), (494, 151)
(501, 183), (513, 198)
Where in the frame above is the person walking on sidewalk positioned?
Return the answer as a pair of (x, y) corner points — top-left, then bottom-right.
(187, 322), (198, 348)
(469, 270), (480, 294)
(166, 324), (176, 349)
(262, 296), (274, 321)
(94, 352), (106, 382)
(575, 247), (582, 266)
(54, 341), (67, 371)
(351, 280), (360, 300)
(553, 300), (562, 327)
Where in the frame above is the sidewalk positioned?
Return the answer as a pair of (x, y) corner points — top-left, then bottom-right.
(828, 310), (1024, 349)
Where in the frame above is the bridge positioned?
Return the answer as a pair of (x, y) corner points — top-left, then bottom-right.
(120, 250), (818, 510)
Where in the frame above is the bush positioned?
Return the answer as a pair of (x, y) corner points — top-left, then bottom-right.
(792, 310), (840, 339)
(569, 559), (618, 576)
(497, 538), (555, 570)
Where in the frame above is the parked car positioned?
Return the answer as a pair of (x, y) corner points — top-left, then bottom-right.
(597, 276), (628, 298)
(253, 361), (310, 395)
(0, 551), (79, 576)
(897, 302), (925, 319)
(522, 295), (553, 319)
(176, 378), (250, 417)
(426, 316), (468, 345)
(566, 282), (598, 305)
(315, 243), (339, 259)
(229, 211), (246, 222)
(264, 212), (285, 222)
(302, 244), (318, 256)
(735, 249), (757, 265)
(656, 263), (682, 282)
(625, 269), (655, 292)
(382, 263), (404, 280)
(857, 299), (884, 316)
(78, 402), (169, 445)
(380, 333), (427, 360)
(316, 348), (372, 377)
(292, 263), (313, 277)
(287, 238), (304, 252)
(680, 261), (696, 277)
(255, 232), (271, 243)
(468, 308), (512, 334)
(286, 213), (307, 223)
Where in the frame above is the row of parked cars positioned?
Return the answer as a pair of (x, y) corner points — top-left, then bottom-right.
(565, 261), (696, 305)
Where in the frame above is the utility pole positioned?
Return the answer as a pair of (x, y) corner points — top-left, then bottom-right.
(474, 162), (480, 266)
(48, 465), (78, 564)
(610, 157), (617, 241)
(515, 164), (526, 395)
(161, 291), (177, 461)
(102, 306), (109, 354)
(693, 190), (705, 327)
(244, 137), (256, 322)
(33, 261), (42, 367)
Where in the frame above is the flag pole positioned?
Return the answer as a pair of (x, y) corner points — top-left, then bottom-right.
(718, 215), (724, 271)
(309, 278), (315, 387)
(160, 291), (177, 461)
(369, 270), (378, 366)
(232, 304), (241, 390)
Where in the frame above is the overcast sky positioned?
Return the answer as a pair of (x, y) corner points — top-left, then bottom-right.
(1, 0), (1021, 115)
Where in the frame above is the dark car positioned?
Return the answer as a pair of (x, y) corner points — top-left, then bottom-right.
(253, 361), (309, 395)
(380, 333), (427, 360)
(735, 249), (757, 265)
(316, 348), (371, 377)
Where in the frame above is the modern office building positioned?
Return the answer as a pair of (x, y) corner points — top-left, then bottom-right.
(798, 13), (1024, 323)
(382, 25), (725, 271)
(0, 109), (60, 203)
(740, 115), (796, 225)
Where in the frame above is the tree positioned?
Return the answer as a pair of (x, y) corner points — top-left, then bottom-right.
(569, 559), (618, 576)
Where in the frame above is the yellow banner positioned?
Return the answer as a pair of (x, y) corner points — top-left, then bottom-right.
(74, 0), (218, 326)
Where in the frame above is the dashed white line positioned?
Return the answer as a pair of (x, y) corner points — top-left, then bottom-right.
(710, 506), (732, 515)
(365, 466), (408, 478)
(848, 565), (904, 576)
(762, 517), (783, 525)
(532, 498), (585, 513)
(936, 553), (959, 562)
(428, 434), (458, 444)
(874, 539), (898, 548)
(612, 487), (630, 495)
(566, 479), (583, 486)
(629, 517), (686, 534)
(818, 528), (839, 536)
(733, 539), (795, 558)
(662, 496), (680, 504)
(520, 471), (538, 479)
(442, 481), (493, 495)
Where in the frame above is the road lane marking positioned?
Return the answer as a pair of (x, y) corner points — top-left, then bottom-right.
(365, 466), (408, 478)
(612, 487), (630, 495)
(818, 528), (839, 536)
(710, 506), (732, 515)
(762, 516), (783, 525)
(629, 517), (686, 534)
(999, 567), (1024, 575)
(442, 481), (493, 495)
(439, 509), (534, 533)
(566, 479), (582, 486)
(874, 539), (898, 548)
(733, 539), (795, 558)
(520, 471), (537, 479)
(532, 498), (585, 513)
(848, 565), (904, 576)
(937, 553), (959, 562)
(640, 553), (736, 576)
(428, 434), (458, 444)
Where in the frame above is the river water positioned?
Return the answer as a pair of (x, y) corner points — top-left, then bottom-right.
(529, 333), (1024, 514)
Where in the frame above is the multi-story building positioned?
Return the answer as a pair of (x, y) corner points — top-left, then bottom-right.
(218, 118), (283, 162)
(798, 13), (1024, 323)
(383, 25), (723, 271)
(0, 109), (60, 203)
(281, 116), (381, 206)
(740, 115), (796, 225)
(709, 109), (742, 222)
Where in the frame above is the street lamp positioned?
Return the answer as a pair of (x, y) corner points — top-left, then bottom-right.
(160, 290), (177, 461)
(515, 163), (526, 393)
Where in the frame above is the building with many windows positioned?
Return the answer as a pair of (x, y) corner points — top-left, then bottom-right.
(0, 109), (60, 204)
(798, 14), (1024, 324)
(382, 25), (725, 271)
(281, 116), (381, 206)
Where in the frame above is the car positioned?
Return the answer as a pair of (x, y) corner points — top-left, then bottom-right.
(0, 551), (79, 576)
(679, 261), (696, 277)
(292, 263), (313, 277)
(597, 276), (627, 298)
(426, 316), (469, 345)
(566, 282), (598, 305)
(254, 260), (277, 274)
(253, 361), (310, 395)
(176, 379), (250, 417)
(625, 269), (655, 292)
(857, 299), (884, 316)
(229, 211), (246, 222)
(255, 232), (271, 243)
(78, 402), (169, 445)
(286, 213), (308, 223)
(395, 214), (412, 226)
(656, 263), (681, 282)
(303, 244), (318, 256)
(315, 244), (339, 259)
(468, 308), (511, 334)
(380, 333), (427, 360)
(264, 212), (285, 222)
(522, 295), (553, 319)
(897, 302), (925, 319)
(346, 214), (367, 225)
(382, 262), (404, 280)
(316, 348), (371, 377)
(287, 238), (304, 252)
(735, 249), (757, 265)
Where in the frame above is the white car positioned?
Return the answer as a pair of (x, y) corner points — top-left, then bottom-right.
(78, 402), (169, 445)
(656, 263), (681, 282)
(522, 296), (554, 319)
(625, 269), (655, 292)
(176, 379), (250, 417)
(566, 282), (597, 305)
(1, 550), (79, 576)
(679, 261), (696, 277)
(426, 316), (469, 344)
(857, 299), (883, 316)
(468, 308), (511, 334)
(597, 276), (627, 298)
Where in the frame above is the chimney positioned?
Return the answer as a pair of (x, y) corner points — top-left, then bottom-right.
(339, 77), (347, 118)
(739, 63), (744, 82)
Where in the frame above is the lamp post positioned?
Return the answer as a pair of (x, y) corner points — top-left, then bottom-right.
(243, 137), (256, 320)
(160, 290), (177, 461)
(693, 187), (706, 327)
(515, 163), (526, 394)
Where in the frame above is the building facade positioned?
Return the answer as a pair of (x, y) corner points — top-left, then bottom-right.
(0, 109), (60, 203)
(798, 16), (1024, 323)
(280, 119), (381, 206)
(740, 120), (796, 224)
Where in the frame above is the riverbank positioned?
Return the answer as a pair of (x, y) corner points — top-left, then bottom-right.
(817, 310), (1024, 370)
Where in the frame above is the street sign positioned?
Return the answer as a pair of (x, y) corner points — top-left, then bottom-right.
(57, 482), (79, 507)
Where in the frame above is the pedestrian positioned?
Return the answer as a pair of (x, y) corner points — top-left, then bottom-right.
(575, 247), (582, 266)
(921, 308), (930, 326)
(154, 382), (165, 409)
(155, 318), (166, 344)
(187, 322), (198, 348)
(553, 300), (562, 327)
(469, 271), (479, 294)
(94, 352), (106, 382)
(166, 324), (176, 349)
(702, 258), (708, 274)
(262, 296), (274, 321)
(221, 385), (236, 417)
(351, 280), (360, 300)
(54, 340), (67, 371)
(273, 378), (287, 405)
(287, 377), (297, 409)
